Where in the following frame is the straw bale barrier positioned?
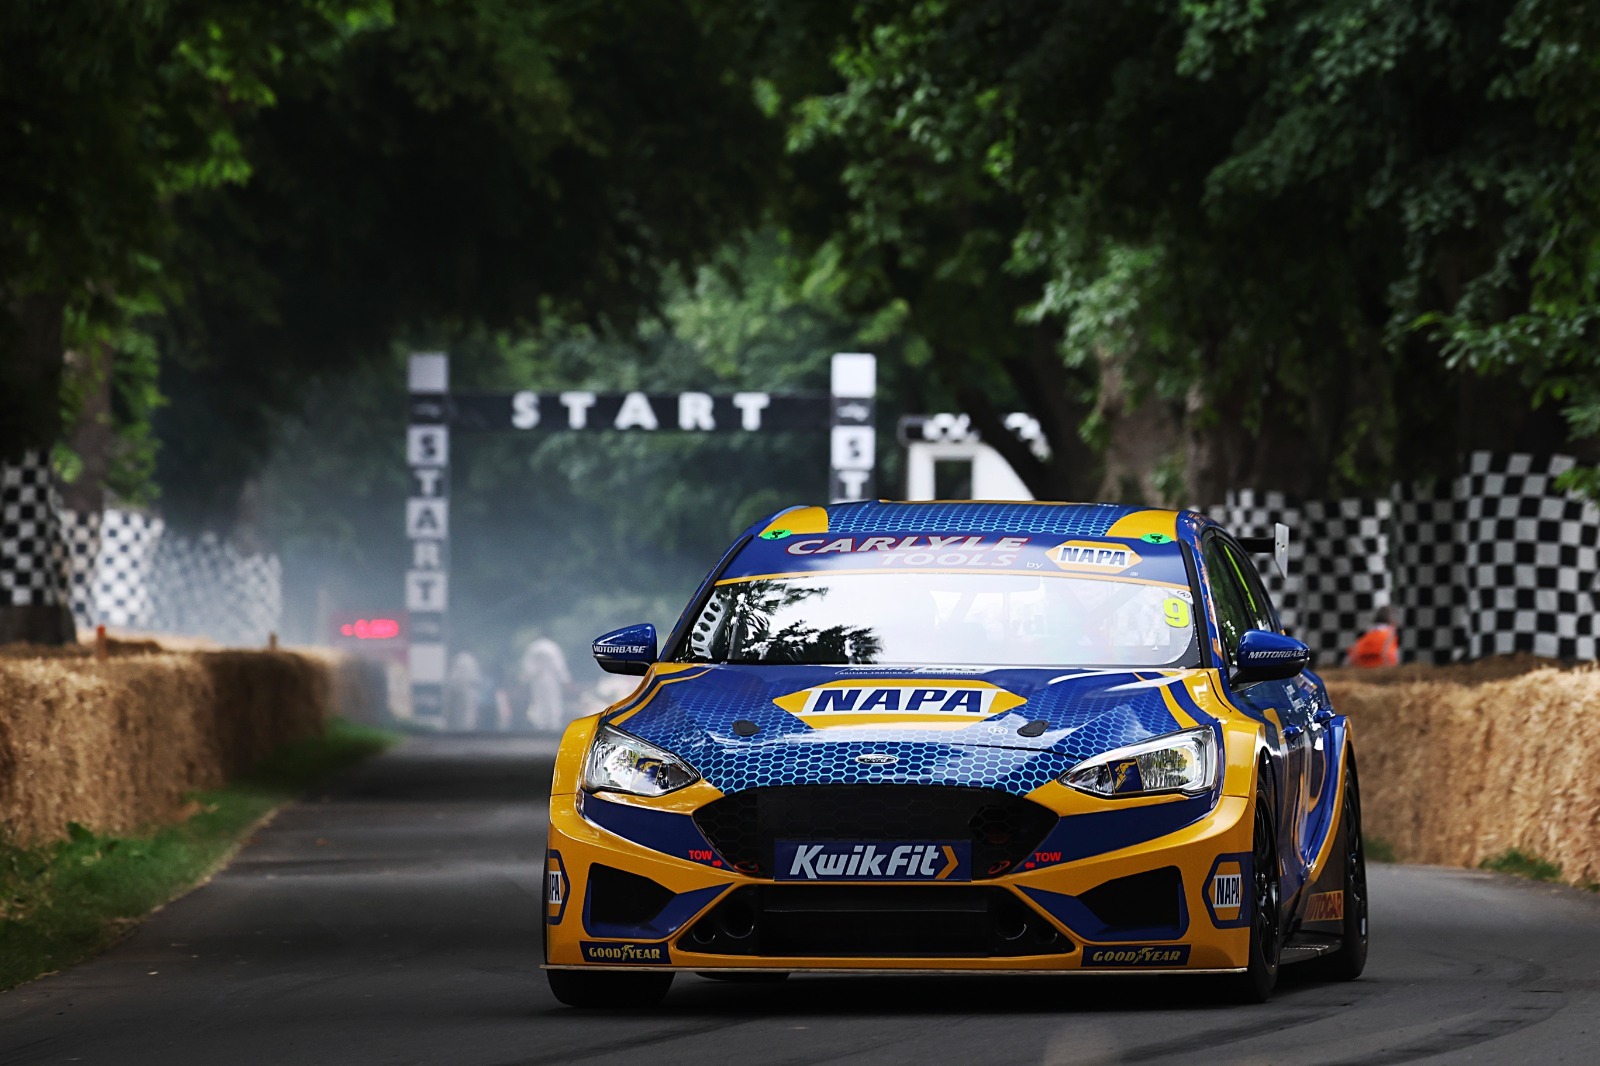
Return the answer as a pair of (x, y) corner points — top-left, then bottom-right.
(0, 645), (336, 846)
(1326, 659), (1600, 884)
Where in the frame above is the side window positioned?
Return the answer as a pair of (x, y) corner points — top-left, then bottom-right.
(1202, 538), (1253, 664)
(1222, 541), (1280, 635)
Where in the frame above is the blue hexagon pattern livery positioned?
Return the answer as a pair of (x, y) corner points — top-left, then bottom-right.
(605, 665), (1214, 795)
(826, 501), (1139, 536)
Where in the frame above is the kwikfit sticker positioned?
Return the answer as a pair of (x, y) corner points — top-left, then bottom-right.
(774, 841), (970, 881)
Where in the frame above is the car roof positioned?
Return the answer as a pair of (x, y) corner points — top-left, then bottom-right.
(751, 500), (1214, 545)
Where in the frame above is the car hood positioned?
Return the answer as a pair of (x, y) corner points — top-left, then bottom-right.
(601, 664), (1212, 795)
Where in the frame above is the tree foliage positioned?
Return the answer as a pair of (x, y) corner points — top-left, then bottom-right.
(733, 0), (1600, 501)
(0, 0), (379, 457)
(154, 0), (785, 527)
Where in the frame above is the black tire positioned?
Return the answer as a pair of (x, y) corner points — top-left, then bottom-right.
(1307, 754), (1369, 981)
(1221, 768), (1283, 1004)
(696, 971), (791, 983)
(546, 968), (675, 1008)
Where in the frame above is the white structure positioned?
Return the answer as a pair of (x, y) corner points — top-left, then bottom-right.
(899, 412), (1046, 501)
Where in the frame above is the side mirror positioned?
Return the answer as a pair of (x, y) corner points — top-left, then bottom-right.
(1232, 629), (1311, 685)
(592, 623), (657, 676)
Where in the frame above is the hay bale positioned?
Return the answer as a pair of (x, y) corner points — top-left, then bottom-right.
(1330, 663), (1600, 884)
(0, 650), (335, 845)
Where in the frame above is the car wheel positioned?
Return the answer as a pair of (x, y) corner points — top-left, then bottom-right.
(547, 968), (675, 1008)
(1222, 769), (1282, 1004)
(1307, 754), (1368, 981)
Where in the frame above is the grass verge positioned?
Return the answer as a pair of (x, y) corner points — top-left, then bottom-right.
(1365, 835), (1397, 863)
(0, 719), (398, 992)
(1480, 848), (1563, 883)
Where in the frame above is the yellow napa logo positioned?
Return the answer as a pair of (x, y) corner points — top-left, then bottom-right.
(773, 680), (1025, 729)
(1046, 540), (1142, 573)
(1208, 860), (1244, 922)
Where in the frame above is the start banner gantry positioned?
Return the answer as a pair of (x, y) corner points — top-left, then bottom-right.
(403, 352), (877, 724)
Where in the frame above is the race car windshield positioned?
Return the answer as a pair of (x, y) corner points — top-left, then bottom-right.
(679, 573), (1201, 669)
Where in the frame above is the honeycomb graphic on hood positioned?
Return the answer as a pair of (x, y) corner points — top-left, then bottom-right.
(610, 667), (1202, 795)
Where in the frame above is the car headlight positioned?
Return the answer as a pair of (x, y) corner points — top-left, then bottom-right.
(1061, 727), (1217, 798)
(584, 724), (699, 796)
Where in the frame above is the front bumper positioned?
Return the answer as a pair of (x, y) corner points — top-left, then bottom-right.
(544, 784), (1254, 974)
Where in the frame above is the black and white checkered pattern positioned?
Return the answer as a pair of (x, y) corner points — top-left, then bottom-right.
(0, 451), (71, 609)
(1392, 478), (1465, 664)
(62, 508), (102, 627)
(1455, 452), (1600, 661)
(61, 505), (282, 646)
(86, 507), (164, 627)
(148, 530), (282, 646)
(1207, 451), (1600, 665)
(1204, 489), (1304, 636)
(1296, 497), (1392, 659)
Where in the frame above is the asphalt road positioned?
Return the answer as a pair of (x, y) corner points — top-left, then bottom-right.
(3, 737), (1600, 1066)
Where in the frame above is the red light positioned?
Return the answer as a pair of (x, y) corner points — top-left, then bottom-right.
(342, 618), (400, 640)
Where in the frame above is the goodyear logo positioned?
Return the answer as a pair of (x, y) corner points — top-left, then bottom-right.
(1082, 944), (1191, 967)
(1305, 890), (1345, 923)
(773, 681), (1025, 729)
(1208, 861), (1243, 924)
(1046, 540), (1142, 573)
(579, 941), (670, 965)
(775, 841), (970, 881)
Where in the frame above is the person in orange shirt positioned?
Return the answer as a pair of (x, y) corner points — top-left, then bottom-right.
(1347, 606), (1400, 667)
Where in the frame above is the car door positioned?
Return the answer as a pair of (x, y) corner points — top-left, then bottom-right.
(1202, 534), (1316, 895)
(1222, 537), (1339, 880)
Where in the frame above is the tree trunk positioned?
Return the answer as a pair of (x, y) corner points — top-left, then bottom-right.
(0, 287), (76, 644)
(60, 341), (114, 516)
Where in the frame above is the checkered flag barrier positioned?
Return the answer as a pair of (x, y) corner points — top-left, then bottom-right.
(1392, 478), (1465, 664)
(0, 450), (72, 610)
(62, 508), (103, 627)
(1298, 497), (1393, 660)
(1204, 489), (1304, 636)
(1456, 453), (1600, 661)
(63, 506), (282, 646)
(1207, 452), (1600, 665)
(80, 507), (165, 628)
(148, 530), (282, 646)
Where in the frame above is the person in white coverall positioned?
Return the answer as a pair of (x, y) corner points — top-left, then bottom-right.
(520, 636), (572, 731)
(446, 651), (483, 731)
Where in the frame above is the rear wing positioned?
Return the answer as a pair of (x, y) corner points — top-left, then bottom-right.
(1237, 522), (1291, 580)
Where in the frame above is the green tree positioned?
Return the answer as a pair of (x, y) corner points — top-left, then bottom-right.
(155, 0), (785, 529)
(0, 0), (784, 641)
(735, 0), (1600, 502)
(0, 0), (373, 640)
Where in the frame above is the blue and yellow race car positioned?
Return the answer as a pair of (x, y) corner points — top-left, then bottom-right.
(545, 501), (1367, 1005)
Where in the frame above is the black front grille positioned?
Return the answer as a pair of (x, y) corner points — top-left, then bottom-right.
(682, 885), (1075, 958)
(692, 785), (1058, 879)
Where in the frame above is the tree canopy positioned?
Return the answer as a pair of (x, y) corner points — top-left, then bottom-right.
(735, 0), (1600, 500)
(9, 0), (1600, 647)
